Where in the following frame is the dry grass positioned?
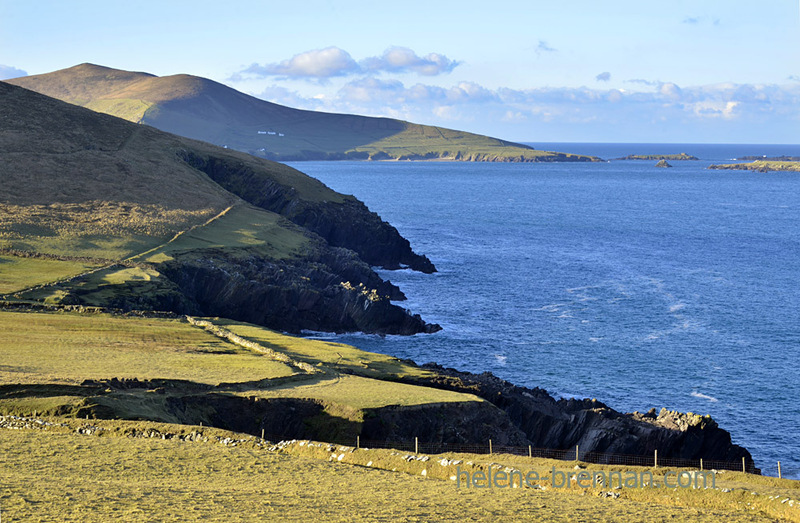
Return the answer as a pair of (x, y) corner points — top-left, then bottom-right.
(214, 318), (432, 380)
(0, 255), (99, 293)
(0, 202), (217, 260)
(0, 419), (794, 522)
(0, 311), (296, 385)
(243, 373), (479, 410)
(136, 204), (310, 264)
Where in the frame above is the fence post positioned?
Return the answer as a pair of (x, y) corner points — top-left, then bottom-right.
(742, 457), (746, 474)
(778, 461), (782, 479)
(261, 428), (265, 440)
(415, 437), (419, 455)
(699, 458), (703, 471)
(654, 449), (658, 468)
(528, 445), (532, 458)
(489, 439), (493, 455)
(575, 445), (579, 462)
(357, 436), (360, 449)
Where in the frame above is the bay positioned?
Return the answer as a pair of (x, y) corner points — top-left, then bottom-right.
(287, 143), (800, 478)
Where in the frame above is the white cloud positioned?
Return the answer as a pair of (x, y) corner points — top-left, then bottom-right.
(690, 100), (739, 119)
(626, 78), (658, 86)
(360, 47), (459, 76)
(0, 64), (27, 80)
(241, 47), (359, 79)
(235, 46), (459, 80)
(596, 72), (611, 82)
(338, 77), (406, 103)
(659, 82), (682, 101)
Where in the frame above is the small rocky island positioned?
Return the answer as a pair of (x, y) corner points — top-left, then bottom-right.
(708, 160), (800, 173)
(655, 159), (672, 168)
(615, 153), (699, 161)
(733, 155), (800, 162)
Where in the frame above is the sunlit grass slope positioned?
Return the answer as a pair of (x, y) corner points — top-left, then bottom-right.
(0, 255), (99, 294)
(1, 421), (797, 522)
(0, 311), (296, 386)
(0, 310), (479, 418)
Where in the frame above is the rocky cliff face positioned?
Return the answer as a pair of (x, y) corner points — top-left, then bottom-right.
(178, 151), (436, 273)
(159, 246), (439, 335)
(412, 364), (753, 463)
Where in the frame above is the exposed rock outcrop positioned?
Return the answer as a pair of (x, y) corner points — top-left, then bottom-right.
(409, 364), (753, 463)
(361, 402), (529, 445)
(159, 246), (440, 335)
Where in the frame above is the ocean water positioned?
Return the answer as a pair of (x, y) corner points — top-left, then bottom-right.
(286, 143), (800, 478)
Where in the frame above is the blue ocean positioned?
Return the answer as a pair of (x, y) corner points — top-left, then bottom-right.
(288, 143), (800, 479)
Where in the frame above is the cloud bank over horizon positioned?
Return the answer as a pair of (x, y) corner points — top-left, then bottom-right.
(251, 77), (800, 143)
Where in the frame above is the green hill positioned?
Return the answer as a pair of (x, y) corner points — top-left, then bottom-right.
(0, 79), (437, 334)
(8, 63), (599, 163)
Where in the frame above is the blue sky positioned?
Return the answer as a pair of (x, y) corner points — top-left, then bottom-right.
(1, 0), (798, 143)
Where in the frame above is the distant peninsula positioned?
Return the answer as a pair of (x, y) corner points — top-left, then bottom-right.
(8, 63), (600, 164)
(708, 160), (800, 173)
(733, 155), (800, 162)
(613, 153), (699, 161)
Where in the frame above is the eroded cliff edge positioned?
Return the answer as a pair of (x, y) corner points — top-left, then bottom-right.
(406, 363), (754, 464)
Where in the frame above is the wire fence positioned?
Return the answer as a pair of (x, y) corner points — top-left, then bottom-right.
(265, 431), (759, 475)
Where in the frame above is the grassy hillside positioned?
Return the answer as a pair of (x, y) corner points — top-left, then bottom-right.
(0, 79), (440, 333)
(1, 417), (797, 521)
(8, 63), (599, 162)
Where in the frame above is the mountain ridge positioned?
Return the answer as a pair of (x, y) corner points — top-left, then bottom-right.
(8, 63), (599, 163)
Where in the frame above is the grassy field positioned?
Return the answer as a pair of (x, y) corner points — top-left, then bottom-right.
(0, 311), (296, 386)
(0, 255), (99, 294)
(0, 310), (481, 421)
(215, 318), (432, 380)
(242, 373), (476, 409)
(0, 309), (798, 521)
(1, 419), (796, 522)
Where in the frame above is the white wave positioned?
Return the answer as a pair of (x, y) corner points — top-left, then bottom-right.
(669, 303), (686, 313)
(691, 391), (719, 402)
(588, 337), (603, 342)
(493, 354), (508, 366)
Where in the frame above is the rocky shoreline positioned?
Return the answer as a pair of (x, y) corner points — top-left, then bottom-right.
(401, 363), (755, 466)
(708, 161), (800, 173)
